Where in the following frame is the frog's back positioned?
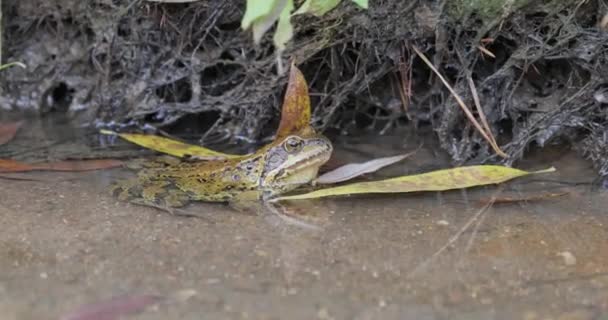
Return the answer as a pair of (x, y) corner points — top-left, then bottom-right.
(162, 155), (265, 202)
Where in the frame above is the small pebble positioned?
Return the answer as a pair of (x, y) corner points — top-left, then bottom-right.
(558, 251), (577, 266)
(436, 220), (449, 226)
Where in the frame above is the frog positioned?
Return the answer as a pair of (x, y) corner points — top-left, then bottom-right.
(111, 126), (333, 211)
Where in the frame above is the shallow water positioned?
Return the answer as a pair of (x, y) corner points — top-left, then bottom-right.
(1, 126), (607, 320)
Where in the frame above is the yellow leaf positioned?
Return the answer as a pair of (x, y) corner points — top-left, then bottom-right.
(100, 130), (242, 160)
(276, 63), (312, 138)
(272, 165), (556, 201)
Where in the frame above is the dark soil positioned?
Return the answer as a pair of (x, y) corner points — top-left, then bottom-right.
(2, 0), (608, 172)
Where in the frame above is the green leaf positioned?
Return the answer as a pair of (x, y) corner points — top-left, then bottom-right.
(273, 0), (295, 50)
(293, 0), (341, 16)
(242, 0), (290, 45)
(351, 0), (368, 9)
(241, 0), (279, 30)
(100, 130), (242, 160)
(272, 165), (556, 201)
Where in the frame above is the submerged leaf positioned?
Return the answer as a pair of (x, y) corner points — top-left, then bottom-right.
(61, 294), (162, 320)
(276, 63), (312, 138)
(315, 151), (416, 184)
(478, 191), (569, 204)
(273, 165), (556, 201)
(0, 159), (123, 173)
(0, 121), (23, 146)
(100, 130), (241, 159)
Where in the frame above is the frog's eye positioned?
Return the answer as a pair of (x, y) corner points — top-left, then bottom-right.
(284, 137), (303, 153)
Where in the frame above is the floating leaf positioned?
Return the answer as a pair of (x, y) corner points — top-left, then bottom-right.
(61, 294), (162, 320)
(273, 165), (556, 201)
(0, 121), (23, 146)
(0, 159), (123, 173)
(100, 130), (241, 160)
(276, 63), (312, 138)
(315, 151), (416, 184)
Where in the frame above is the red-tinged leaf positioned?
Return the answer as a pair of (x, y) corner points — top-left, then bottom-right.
(0, 159), (123, 173)
(0, 121), (23, 145)
(0, 159), (34, 172)
(61, 294), (162, 320)
(276, 62), (312, 138)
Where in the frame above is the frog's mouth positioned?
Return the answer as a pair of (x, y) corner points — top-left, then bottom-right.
(269, 141), (333, 186)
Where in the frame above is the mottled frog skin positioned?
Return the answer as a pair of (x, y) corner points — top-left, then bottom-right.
(112, 128), (332, 209)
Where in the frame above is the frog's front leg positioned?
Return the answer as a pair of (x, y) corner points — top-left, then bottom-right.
(135, 181), (190, 210)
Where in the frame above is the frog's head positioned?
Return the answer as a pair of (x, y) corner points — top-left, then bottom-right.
(260, 127), (332, 197)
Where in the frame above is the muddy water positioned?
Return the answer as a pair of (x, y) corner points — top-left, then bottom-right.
(1, 129), (607, 320)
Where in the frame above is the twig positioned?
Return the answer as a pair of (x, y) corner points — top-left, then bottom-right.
(477, 45), (496, 59)
(412, 46), (508, 158)
(466, 74), (498, 148)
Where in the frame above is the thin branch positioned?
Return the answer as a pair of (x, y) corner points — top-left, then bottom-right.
(412, 45), (508, 158)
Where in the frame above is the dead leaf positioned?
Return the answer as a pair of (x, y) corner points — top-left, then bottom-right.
(315, 150), (417, 184)
(0, 121), (23, 146)
(275, 62), (312, 138)
(0, 159), (123, 173)
(61, 294), (162, 320)
(273, 165), (556, 201)
(100, 130), (242, 159)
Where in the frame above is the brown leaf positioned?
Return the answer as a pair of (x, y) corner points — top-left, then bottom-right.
(0, 121), (23, 146)
(275, 62), (312, 138)
(0, 159), (123, 173)
(61, 294), (162, 320)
